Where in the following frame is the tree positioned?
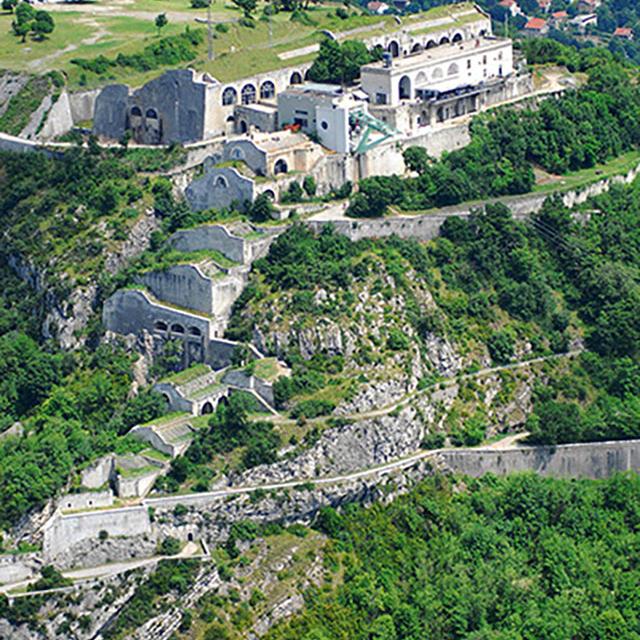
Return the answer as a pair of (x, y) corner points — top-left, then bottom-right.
(32, 10), (54, 39)
(12, 2), (33, 42)
(308, 38), (376, 85)
(303, 175), (317, 197)
(232, 0), (256, 19)
(248, 193), (275, 222)
(155, 13), (168, 34)
(2, 0), (17, 13)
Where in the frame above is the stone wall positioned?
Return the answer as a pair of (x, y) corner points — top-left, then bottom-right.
(42, 505), (151, 562)
(440, 440), (640, 479)
(80, 455), (114, 489)
(185, 166), (254, 212)
(58, 490), (114, 511)
(168, 224), (247, 263)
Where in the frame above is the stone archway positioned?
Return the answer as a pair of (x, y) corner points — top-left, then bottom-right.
(388, 40), (400, 57)
(201, 401), (214, 415)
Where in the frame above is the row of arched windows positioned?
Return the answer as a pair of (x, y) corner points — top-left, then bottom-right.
(387, 31), (464, 58)
(221, 73), (304, 107)
(154, 320), (202, 337)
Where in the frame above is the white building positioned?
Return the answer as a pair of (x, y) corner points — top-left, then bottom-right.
(360, 36), (514, 107)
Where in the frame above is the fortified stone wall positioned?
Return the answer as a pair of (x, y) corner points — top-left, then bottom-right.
(42, 506), (151, 561)
(440, 440), (640, 479)
(80, 455), (114, 489)
(185, 167), (254, 212)
(58, 490), (114, 511)
(168, 224), (247, 263)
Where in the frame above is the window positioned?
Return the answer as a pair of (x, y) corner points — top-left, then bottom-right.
(376, 93), (387, 105)
(145, 108), (158, 119)
(131, 106), (142, 117)
(241, 84), (257, 105)
(215, 176), (228, 189)
(260, 80), (275, 100)
(222, 87), (237, 106)
(320, 121), (329, 130)
(274, 159), (288, 174)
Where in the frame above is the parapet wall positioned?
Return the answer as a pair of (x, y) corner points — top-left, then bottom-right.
(440, 440), (640, 479)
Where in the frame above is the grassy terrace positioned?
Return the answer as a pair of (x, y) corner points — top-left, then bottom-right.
(160, 363), (211, 387)
(138, 410), (191, 428)
(0, 1), (480, 89)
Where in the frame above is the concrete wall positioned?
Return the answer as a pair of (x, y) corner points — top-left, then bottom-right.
(42, 506), (151, 561)
(80, 455), (114, 489)
(130, 424), (179, 457)
(153, 382), (195, 415)
(58, 490), (114, 511)
(185, 167), (254, 212)
(223, 369), (275, 407)
(222, 139), (268, 175)
(441, 440), (640, 479)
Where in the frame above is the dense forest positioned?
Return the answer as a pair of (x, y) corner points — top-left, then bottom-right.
(267, 472), (640, 640)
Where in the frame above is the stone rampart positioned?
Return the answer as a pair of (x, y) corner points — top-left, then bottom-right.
(440, 440), (640, 479)
(58, 490), (114, 511)
(42, 505), (151, 561)
(168, 224), (247, 263)
(80, 455), (114, 489)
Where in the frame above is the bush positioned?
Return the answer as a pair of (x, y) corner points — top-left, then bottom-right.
(487, 330), (515, 365)
(158, 536), (181, 556)
(290, 399), (335, 419)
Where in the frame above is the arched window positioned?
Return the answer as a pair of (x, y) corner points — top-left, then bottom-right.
(263, 189), (276, 200)
(215, 176), (228, 189)
(274, 159), (288, 175)
(426, 40), (437, 49)
(452, 32), (463, 43)
(433, 67), (443, 80)
(201, 401), (213, 415)
(241, 84), (256, 105)
(260, 80), (275, 100)
(439, 36), (450, 45)
(231, 147), (244, 160)
(239, 120), (248, 133)
(388, 40), (400, 57)
(304, 69), (312, 81)
(411, 42), (422, 54)
(170, 323), (185, 334)
(419, 110), (428, 127)
(154, 320), (168, 331)
(447, 63), (459, 76)
(399, 75), (411, 100)
(189, 326), (202, 337)
(145, 108), (158, 119)
(131, 106), (142, 117)
(222, 87), (237, 106)
(290, 71), (302, 84)
(416, 71), (427, 85)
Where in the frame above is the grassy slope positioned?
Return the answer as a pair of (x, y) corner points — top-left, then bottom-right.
(0, 2), (478, 89)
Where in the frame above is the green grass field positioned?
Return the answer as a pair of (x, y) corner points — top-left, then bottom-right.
(0, 1), (479, 88)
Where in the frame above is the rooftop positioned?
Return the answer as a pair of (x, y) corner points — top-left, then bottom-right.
(614, 27), (633, 37)
(362, 37), (511, 74)
(525, 17), (547, 30)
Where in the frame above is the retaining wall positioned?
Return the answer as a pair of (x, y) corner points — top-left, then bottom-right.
(441, 440), (640, 479)
(0, 553), (41, 585)
(42, 506), (151, 561)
